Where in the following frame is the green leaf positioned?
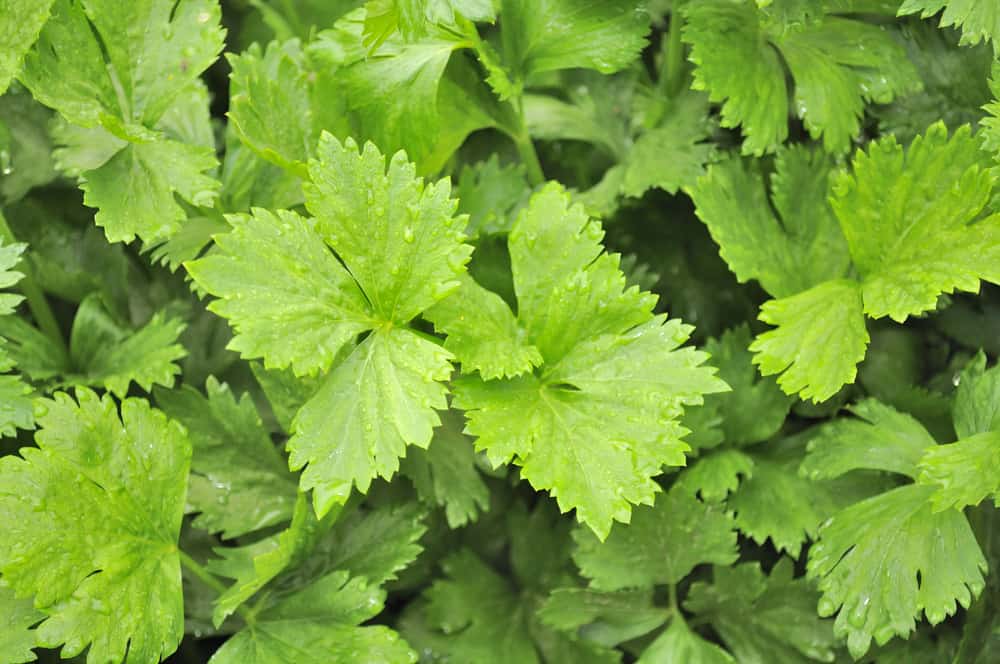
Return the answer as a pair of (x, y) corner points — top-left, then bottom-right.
(424, 550), (539, 662)
(0, 90), (58, 203)
(427, 273), (543, 379)
(833, 122), (1000, 321)
(807, 483), (987, 658)
(682, 1), (919, 154)
(638, 618), (734, 664)
(952, 350), (1000, 439)
(0, 581), (42, 664)
(899, 0), (1000, 50)
(800, 399), (937, 481)
(750, 279), (869, 402)
(572, 487), (738, 589)
(919, 432), (1000, 511)
(154, 378), (299, 538)
(208, 571), (417, 664)
(455, 156), (530, 237)
(289, 327), (453, 516)
(690, 146), (849, 299)
(675, 449), (754, 503)
(0, 0), (54, 94)
(499, 0), (650, 82)
(698, 325), (793, 445)
(0, 389), (191, 663)
(455, 184), (726, 538)
(0, 238), (25, 316)
(539, 588), (669, 647)
(187, 207), (373, 376)
(728, 433), (886, 557)
(0, 374), (34, 438)
(227, 40), (313, 176)
(685, 559), (838, 664)
(67, 294), (187, 397)
(209, 493), (338, 625)
(399, 408), (490, 527)
(305, 134), (472, 325)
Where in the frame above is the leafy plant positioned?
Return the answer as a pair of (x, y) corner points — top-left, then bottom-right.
(2, 0), (1000, 662)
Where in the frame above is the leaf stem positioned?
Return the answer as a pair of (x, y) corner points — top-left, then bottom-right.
(178, 549), (255, 624)
(663, 9), (686, 99)
(0, 209), (66, 352)
(512, 97), (545, 186)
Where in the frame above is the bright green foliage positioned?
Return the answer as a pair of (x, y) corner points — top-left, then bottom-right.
(0, 582), (42, 664)
(832, 122), (1000, 322)
(189, 135), (470, 517)
(572, 486), (738, 589)
(455, 156), (530, 237)
(750, 279), (869, 402)
(953, 350), (1000, 439)
(638, 617), (734, 664)
(208, 571), (417, 664)
(685, 560), (839, 663)
(0, 237), (24, 315)
(453, 184), (726, 539)
(538, 588), (670, 647)
(20, 0), (225, 243)
(919, 431), (1000, 511)
(0, 0), (54, 94)
(899, 0), (1000, 50)
(0, 238), (31, 437)
(0, 389), (191, 663)
(155, 378), (299, 538)
(683, 0), (920, 154)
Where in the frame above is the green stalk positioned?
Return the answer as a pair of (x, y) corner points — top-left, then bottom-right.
(663, 10), (686, 99)
(512, 97), (545, 186)
(179, 550), (254, 624)
(0, 209), (65, 352)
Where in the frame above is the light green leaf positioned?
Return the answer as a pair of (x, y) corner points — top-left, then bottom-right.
(455, 156), (529, 237)
(80, 135), (219, 243)
(800, 399), (937, 481)
(807, 484), (987, 658)
(186, 207), (372, 376)
(750, 279), (869, 402)
(690, 146), (849, 299)
(67, 294), (187, 397)
(638, 618), (734, 664)
(426, 273), (542, 379)
(399, 409), (490, 527)
(0, 389), (191, 664)
(899, 0), (1000, 50)
(456, 184), (725, 538)
(572, 487), (738, 589)
(0, 581), (42, 664)
(154, 378), (298, 538)
(0, 0), (54, 94)
(685, 560), (838, 664)
(0, 90), (58, 202)
(305, 134), (472, 325)
(0, 374), (34, 438)
(833, 123), (1000, 321)
(499, 0), (650, 82)
(289, 327), (453, 517)
(208, 571), (417, 664)
(0, 238), (26, 316)
(676, 449), (754, 503)
(919, 431), (1000, 511)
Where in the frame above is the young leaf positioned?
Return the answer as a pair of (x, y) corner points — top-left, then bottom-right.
(807, 484), (987, 657)
(918, 431), (1000, 511)
(572, 487), (738, 590)
(454, 184), (727, 539)
(154, 378), (299, 539)
(951, 350), (1000, 439)
(0, 389), (191, 663)
(539, 588), (669, 648)
(207, 571), (417, 664)
(0, 0), (54, 94)
(0, 238), (25, 315)
(638, 617), (735, 664)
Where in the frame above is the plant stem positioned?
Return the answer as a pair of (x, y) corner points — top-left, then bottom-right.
(178, 549), (255, 624)
(663, 9), (685, 98)
(0, 209), (65, 352)
(667, 582), (679, 611)
(512, 97), (545, 186)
